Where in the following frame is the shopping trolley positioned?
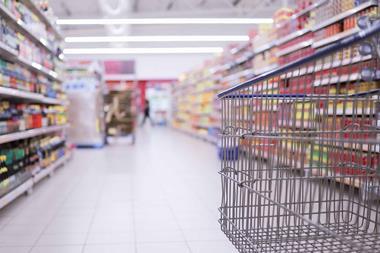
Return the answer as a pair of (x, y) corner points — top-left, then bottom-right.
(217, 20), (380, 252)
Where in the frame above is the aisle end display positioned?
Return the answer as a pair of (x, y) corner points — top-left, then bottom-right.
(64, 60), (105, 148)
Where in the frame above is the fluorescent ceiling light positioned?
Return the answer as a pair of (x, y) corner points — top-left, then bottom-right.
(57, 18), (273, 26)
(63, 47), (224, 55)
(65, 35), (249, 43)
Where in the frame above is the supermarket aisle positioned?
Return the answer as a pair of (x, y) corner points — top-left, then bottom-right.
(0, 128), (237, 253)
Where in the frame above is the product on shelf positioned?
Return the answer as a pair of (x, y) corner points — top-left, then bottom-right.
(0, 0), (64, 78)
(0, 134), (66, 185)
(0, 0), (66, 210)
(0, 18), (18, 51)
(0, 58), (64, 98)
(0, 0), (59, 49)
(172, 0), (380, 166)
(0, 100), (66, 135)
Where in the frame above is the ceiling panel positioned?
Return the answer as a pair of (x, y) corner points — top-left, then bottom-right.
(51, 0), (101, 18)
(51, 0), (293, 18)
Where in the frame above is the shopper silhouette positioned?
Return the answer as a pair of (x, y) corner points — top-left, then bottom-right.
(141, 99), (153, 126)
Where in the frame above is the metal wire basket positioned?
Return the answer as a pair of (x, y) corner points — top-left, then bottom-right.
(217, 21), (380, 253)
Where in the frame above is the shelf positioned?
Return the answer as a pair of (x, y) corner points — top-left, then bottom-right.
(220, 52), (255, 72)
(0, 4), (56, 55)
(22, 0), (63, 40)
(235, 52), (255, 66)
(249, 1), (376, 60)
(0, 42), (61, 82)
(278, 120), (317, 130)
(0, 125), (68, 145)
(312, 28), (359, 48)
(254, 42), (276, 55)
(254, 64), (278, 76)
(0, 172), (33, 208)
(222, 69), (254, 83)
(231, 42), (251, 55)
(318, 107), (377, 116)
(33, 153), (71, 184)
(276, 39), (313, 57)
(312, 0), (378, 31)
(276, 0), (328, 29)
(313, 73), (360, 86)
(41, 97), (68, 105)
(281, 55), (372, 79)
(315, 55), (372, 71)
(18, 57), (61, 82)
(0, 86), (65, 105)
(343, 142), (380, 153)
(250, 0), (327, 54)
(192, 86), (220, 95)
(254, 82), (279, 92)
(233, 1), (377, 62)
(0, 42), (18, 59)
(276, 28), (311, 46)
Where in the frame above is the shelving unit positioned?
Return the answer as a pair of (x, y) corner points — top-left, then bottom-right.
(311, 0), (378, 31)
(0, 1), (69, 209)
(0, 172), (33, 209)
(0, 4), (53, 53)
(0, 86), (66, 105)
(0, 41), (61, 82)
(0, 125), (68, 145)
(172, 0), (379, 150)
(312, 27), (359, 48)
(32, 152), (71, 184)
(22, 0), (63, 40)
(0, 151), (72, 209)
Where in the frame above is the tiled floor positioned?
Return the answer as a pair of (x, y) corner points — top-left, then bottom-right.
(0, 127), (238, 253)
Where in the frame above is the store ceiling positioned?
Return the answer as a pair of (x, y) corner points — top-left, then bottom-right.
(52, 0), (290, 19)
(53, 0), (294, 57)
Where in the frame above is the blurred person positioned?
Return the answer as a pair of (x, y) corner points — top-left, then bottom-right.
(141, 99), (153, 126)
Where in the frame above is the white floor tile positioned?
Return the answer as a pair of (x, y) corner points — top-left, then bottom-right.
(89, 220), (134, 233)
(44, 221), (91, 234)
(136, 229), (185, 243)
(0, 216), (12, 227)
(189, 240), (238, 253)
(36, 233), (87, 246)
(86, 231), (135, 244)
(30, 245), (83, 253)
(182, 229), (228, 241)
(178, 218), (220, 230)
(135, 219), (180, 232)
(83, 244), (135, 253)
(137, 242), (190, 253)
(0, 234), (40, 246)
(5, 216), (51, 226)
(0, 247), (30, 253)
(0, 224), (45, 235)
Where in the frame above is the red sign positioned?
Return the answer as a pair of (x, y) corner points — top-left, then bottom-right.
(104, 60), (135, 75)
